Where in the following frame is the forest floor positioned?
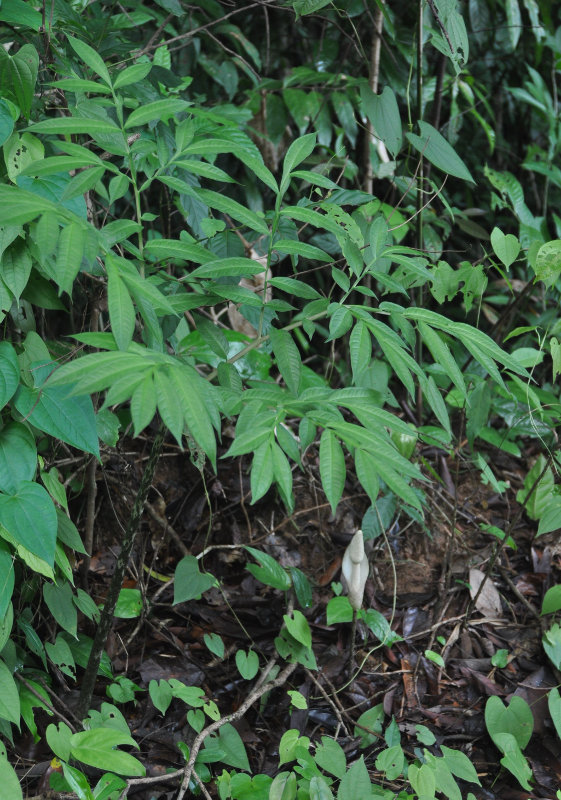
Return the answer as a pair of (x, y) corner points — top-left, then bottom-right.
(17, 431), (561, 799)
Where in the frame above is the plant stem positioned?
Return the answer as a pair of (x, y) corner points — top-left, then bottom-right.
(76, 424), (166, 719)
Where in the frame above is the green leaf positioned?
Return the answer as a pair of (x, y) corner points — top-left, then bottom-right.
(485, 695), (533, 751)
(494, 732), (532, 790)
(0, 754), (23, 800)
(418, 322), (465, 397)
(66, 36), (111, 85)
(56, 222), (85, 296)
(244, 545), (291, 591)
(326, 595), (353, 624)
(280, 132), (317, 194)
(354, 704), (384, 748)
(192, 187), (269, 235)
(319, 429), (346, 514)
(114, 588), (142, 619)
(269, 771), (297, 800)
(250, 440), (274, 503)
(69, 729), (145, 777)
(235, 649), (259, 680)
(541, 584), (561, 615)
(144, 238), (213, 264)
(283, 609), (311, 649)
(337, 756), (371, 800)
(309, 776), (334, 800)
(490, 227), (520, 268)
(406, 120), (475, 183)
(440, 745), (481, 785)
(0, 659), (19, 725)
(270, 328), (302, 395)
(0, 422), (36, 494)
(27, 117), (119, 135)
(534, 239), (561, 287)
(215, 723), (250, 771)
(189, 257), (267, 279)
(0, 44), (38, 118)
(106, 256), (135, 351)
(0, 482), (57, 566)
(538, 497), (561, 536)
(14, 378), (99, 458)
(0, 549), (14, 620)
(274, 239), (333, 262)
(124, 98), (190, 128)
(43, 580), (77, 637)
(292, 0), (332, 17)
(130, 374), (157, 437)
(315, 737), (346, 778)
(0, 185), (56, 224)
(360, 85), (402, 158)
(548, 687), (561, 741)
(113, 62), (152, 90)
(204, 632), (224, 658)
(173, 555), (215, 603)
(149, 679), (173, 716)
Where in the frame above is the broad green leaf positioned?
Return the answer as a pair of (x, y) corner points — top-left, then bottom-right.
(490, 227), (520, 268)
(440, 745), (481, 784)
(153, 368), (184, 445)
(0, 547), (14, 620)
(326, 595), (353, 624)
(45, 635), (75, 678)
(541, 584), (561, 615)
(0, 185), (56, 224)
(269, 328), (302, 395)
(125, 98), (190, 128)
(354, 704), (384, 747)
(337, 756), (371, 800)
(538, 497), (561, 537)
(548, 687), (561, 741)
(0, 754), (22, 800)
(173, 555), (215, 603)
(0, 44), (38, 118)
(214, 723), (250, 772)
(0, 0), (41, 30)
(67, 36), (111, 84)
(360, 85), (402, 157)
(309, 776), (334, 800)
(319, 429), (346, 514)
(0, 659), (19, 725)
(0, 482), (57, 566)
(354, 449), (380, 504)
(485, 695), (533, 750)
(69, 729), (145, 776)
(315, 737), (347, 779)
(149, 679), (173, 716)
(349, 321), (371, 382)
(1, 239), (31, 300)
(269, 277), (322, 299)
(292, 0), (332, 17)
(235, 649), (259, 680)
(283, 609), (311, 649)
(14, 378), (99, 457)
(204, 632), (224, 658)
(0, 422), (36, 494)
(534, 239), (561, 287)
(406, 121), (474, 183)
(61, 165), (106, 202)
(43, 580), (77, 637)
(244, 545), (291, 591)
(269, 771), (296, 800)
(494, 732), (532, 790)
(130, 374), (157, 436)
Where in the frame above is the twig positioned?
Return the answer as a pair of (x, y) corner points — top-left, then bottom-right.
(175, 659), (297, 800)
(15, 674), (77, 733)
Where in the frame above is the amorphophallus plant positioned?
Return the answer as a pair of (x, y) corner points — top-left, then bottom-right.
(342, 530), (369, 611)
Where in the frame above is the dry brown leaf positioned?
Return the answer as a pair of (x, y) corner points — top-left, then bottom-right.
(469, 567), (502, 617)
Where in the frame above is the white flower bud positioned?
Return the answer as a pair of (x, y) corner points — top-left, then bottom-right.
(342, 529), (369, 610)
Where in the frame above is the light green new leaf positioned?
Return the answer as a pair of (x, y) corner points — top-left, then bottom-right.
(360, 84), (402, 158)
(106, 256), (135, 351)
(67, 36), (111, 85)
(0, 659), (19, 725)
(269, 327), (302, 395)
(485, 695), (533, 750)
(69, 729), (145, 776)
(235, 649), (259, 680)
(319, 429), (345, 514)
(406, 120), (474, 183)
